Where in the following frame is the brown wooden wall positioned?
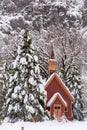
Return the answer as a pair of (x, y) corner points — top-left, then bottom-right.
(46, 77), (73, 120)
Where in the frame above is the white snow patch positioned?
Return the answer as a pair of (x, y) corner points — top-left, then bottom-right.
(18, 46), (22, 55)
(66, 0), (84, 18)
(29, 106), (35, 114)
(14, 85), (21, 93)
(12, 93), (17, 99)
(21, 90), (26, 96)
(13, 55), (20, 68)
(13, 72), (18, 79)
(29, 94), (34, 101)
(35, 65), (40, 73)
(30, 70), (34, 75)
(29, 77), (34, 84)
(26, 54), (32, 62)
(20, 57), (27, 65)
(34, 55), (38, 62)
(24, 95), (28, 104)
(8, 105), (13, 113)
(52, 1), (67, 8)
(1, 119), (87, 130)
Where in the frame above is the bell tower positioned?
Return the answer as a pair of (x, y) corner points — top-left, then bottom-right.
(48, 42), (57, 77)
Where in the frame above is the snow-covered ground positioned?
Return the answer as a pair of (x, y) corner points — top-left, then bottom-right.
(0, 118), (87, 130)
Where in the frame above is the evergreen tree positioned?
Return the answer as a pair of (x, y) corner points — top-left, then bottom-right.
(0, 63), (10, 121)
(60, 58), (84, 121)
(0, 63), (10, 106)
(67, 58), (84, 120)
(1, 30), (47, 122)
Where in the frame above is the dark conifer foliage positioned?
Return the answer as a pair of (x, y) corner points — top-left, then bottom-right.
(1, 30), (48, 122)
(60, 58), (84, 120)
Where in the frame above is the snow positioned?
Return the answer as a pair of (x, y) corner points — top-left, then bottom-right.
(13, 72), (18, 79)
(14, 85), (20, 93)
(34, 55), (38, 62)
(44, 73), (56, 88)
(24, 95), (28, 104)
(12, 93), (17, 98)
(29, 94), (34, 101)
(8, 105), (13, 113)
(0, 119), (87, 130)
(35, 65), (40, 73)
(20, 57), (27, 65)
(13, 55), (20, 68)
(29, 106), (35, 114)
(21, 90), (26, 96)
(18, 46), (22, 55)
(26, 54), (32, 62)
(47, 92), (67, 107)
(52, 0), (67, 8)
(29, 77), (34, 84)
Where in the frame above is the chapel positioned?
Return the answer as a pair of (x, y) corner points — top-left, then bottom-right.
(44, 42), (74, 121)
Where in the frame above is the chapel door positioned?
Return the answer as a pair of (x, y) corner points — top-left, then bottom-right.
(54, 104), (62, 118)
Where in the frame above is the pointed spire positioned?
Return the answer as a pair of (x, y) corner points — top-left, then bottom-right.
(48, 41), (57, 77)
(50, 42), (55, 59)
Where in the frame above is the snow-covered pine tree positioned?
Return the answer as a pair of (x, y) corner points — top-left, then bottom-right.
(1, 30), (47, 122)
(0, 63), (10, 107)
(67, 58), (84, 120)
(0, 63), (10, 121)
(60, 57), (84, 121)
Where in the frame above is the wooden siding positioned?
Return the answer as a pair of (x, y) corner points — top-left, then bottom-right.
(45, 75), (73, 120)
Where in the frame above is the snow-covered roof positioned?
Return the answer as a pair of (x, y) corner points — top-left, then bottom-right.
(48, 59), (56, 61)
(44, 73), (74, 101)
(47, 92), (67, 107)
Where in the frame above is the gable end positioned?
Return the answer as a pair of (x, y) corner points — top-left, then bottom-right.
(44, 73), (74, 101)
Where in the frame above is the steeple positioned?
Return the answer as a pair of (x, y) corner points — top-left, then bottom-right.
(50, 42), (55, 59)
(48, 42), (57, 77)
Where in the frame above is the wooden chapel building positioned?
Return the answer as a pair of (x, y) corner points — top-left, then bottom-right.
(44, 42), (74, 121)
